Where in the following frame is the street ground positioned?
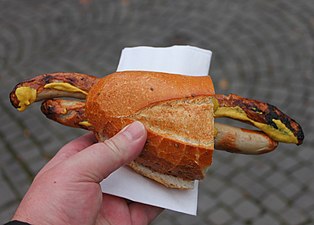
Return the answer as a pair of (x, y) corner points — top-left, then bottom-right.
(0, 1), (313, 224)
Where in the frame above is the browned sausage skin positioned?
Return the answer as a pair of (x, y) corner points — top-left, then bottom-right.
(9, 72), (304, 155)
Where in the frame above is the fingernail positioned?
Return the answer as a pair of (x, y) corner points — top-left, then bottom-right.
(122, 121), (146, 140)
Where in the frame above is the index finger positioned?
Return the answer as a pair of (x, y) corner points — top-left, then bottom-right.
(38, 132), (97, 175)
(130, 202), (164, 225)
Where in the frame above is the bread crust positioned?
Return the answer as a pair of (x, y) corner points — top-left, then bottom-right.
(86, 71), (214, 117)
(86, 71), (215, 182)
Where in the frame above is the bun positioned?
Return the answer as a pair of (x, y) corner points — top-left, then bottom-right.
(86, 71), (215, 189)
(129, 161), (194, 189)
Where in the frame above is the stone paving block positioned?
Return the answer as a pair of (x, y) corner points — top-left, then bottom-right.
(22, 117), (47, 134)
(42, 137), (66, 156)
(207, 208), (232, 225)
(228, 222), (246, 225)
(197, 192), (218, 215)
(214, 150), (234, 162)
(0, 141), (11, 163)
(218, 187), (242, 207)
(234, 199), (261, 220)
(228, 155), (251, 169)
(14, 180), (31, 198)
(1, 129), (27, 147)
(280, 181), (302, 199)
(292, 166), (313, 185)
(309, 180), (314, 192)
(253, 214), (280, 225)
(261, 193), (286, 213)
(0, 177), (16, 205)
(28, 158), (48, 174)
(0, 121), (20, 138)
(0, 108), (13, 123)
(203, 176), (225, 194)
(297, 147), (314, 164)
(295, 191), (314, 211)
(214, 162), (235, 178)
(5, 140), (41, 166)
(0, 202), (18, 223)
(265, 171), (288, 188)
(231, 173), (253, 189)
(309, 209), (314, 223)
(13, 144), (41, 163)
(276, 155), (299, 171)
(247, 160), (272, 178)
(281, 208), (307, 225)
(2, 160), (30, 185)
(152, 213), (176, 225)
(243, 181), (268, 199)
(176, 213), (206, 225)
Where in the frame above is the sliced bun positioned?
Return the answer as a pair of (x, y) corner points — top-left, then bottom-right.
(86, 71), (215, 189)
(128, 161), (194, 189)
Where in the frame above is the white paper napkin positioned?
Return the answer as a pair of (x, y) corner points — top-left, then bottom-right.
(100, 45), (212, 215)
(116, 46), (212, 76)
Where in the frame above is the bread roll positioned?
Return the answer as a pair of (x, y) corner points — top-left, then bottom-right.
(86, 71), (215, 188)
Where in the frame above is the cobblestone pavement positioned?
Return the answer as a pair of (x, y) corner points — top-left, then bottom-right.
(0, 0), (313, 224)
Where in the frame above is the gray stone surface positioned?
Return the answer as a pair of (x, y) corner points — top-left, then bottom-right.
(1, 0), (314, 224)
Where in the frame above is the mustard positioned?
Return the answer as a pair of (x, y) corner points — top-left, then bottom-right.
(44, 83), (88, 95)
(213, 127), (218, 137)
(215, 106), (298, 144)
(15, 87), (37, 112)
(212, 97), (219, 113)
(272, 119), (298, 143)
(79, 121), (92, 127)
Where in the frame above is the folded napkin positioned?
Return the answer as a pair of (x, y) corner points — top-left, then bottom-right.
(100, 45), (212, 215)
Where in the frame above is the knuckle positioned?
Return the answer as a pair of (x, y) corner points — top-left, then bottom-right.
(102, 138), (124, 161)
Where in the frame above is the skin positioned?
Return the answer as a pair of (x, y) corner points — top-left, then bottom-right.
(12, 121), (163, 225)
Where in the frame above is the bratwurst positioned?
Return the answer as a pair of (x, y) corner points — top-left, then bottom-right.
(10, 71), (304, 189)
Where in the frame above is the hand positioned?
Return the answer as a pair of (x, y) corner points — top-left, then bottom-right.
(12, 121), (163, 225)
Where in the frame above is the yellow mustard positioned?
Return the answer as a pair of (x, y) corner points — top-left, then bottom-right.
(214, 106), (298, 144)
(79, 121), (92, 127)
(15, 87), (37, 112)
(271, 119), (298, 143)
(44, 83), (88, 95)
(213, 127), (218, 137)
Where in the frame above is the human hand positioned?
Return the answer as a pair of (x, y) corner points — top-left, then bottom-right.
(12, 121), (163, 225)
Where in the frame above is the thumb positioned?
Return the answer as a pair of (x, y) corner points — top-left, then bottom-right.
(65, 121), (147, 182)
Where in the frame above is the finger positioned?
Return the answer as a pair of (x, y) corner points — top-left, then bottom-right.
(99, 194), (163, 225)
(130, 203), (164, 225)
(65, 121), (147, 182)
(98, 194), (131, 224)
(38, 132), (97, 175)
(57, 132), (97, 157)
